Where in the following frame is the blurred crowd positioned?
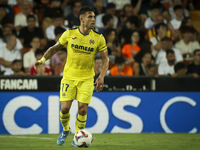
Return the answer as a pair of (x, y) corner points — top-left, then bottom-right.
(0, 0), (200, 78)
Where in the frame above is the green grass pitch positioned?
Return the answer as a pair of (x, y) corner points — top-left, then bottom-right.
(0, 133), (200, 150)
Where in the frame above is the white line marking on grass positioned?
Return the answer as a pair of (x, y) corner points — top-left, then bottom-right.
(0, 136), (54, 140)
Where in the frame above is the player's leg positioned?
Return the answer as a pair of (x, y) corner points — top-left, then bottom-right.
(75, 102), (88, 133)
(60, 101), (73, 132)
(71, 79), (93, 147)
(57, 79), (76, 146)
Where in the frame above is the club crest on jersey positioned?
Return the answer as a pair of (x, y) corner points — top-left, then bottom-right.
(89, 39), (95, 45)
(62, 93), (66, 97)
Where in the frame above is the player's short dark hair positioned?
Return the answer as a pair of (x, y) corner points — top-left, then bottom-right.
(155, 23), (167, 35)
(52, 12), (63, 19)
(12, 59), (22, 65)
(27, 14), (36, 21)
(151, 3), (161, 10)
(166, 49), (174, 55)
(181, 26), (192, 34)
(161, 36), (171, 42)
(35, 49), (44, 57)
(54, 27), (66, 36)
(193, 49), (200, 55)
(78, 6), (95, 19)
(102, 14), (113, 26)
(115, 57), (125, 65)
(2, 16), (14, 27)
(174, 62), (186, 73)
(174, 5), (183, 12)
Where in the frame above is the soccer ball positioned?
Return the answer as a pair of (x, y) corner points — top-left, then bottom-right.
(74, 129), (93, 147)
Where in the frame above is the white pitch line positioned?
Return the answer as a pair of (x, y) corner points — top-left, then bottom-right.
(0, 135), (54, 140)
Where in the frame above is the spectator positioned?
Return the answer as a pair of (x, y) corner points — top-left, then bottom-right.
(122, 4), (135, 17)
(116, 4), (136, 34)
(168, 0), (189, 19)
(150, 23), (169, 57)
(0, 0), (14, 17)
(43, 0), (62, 18)
(110, 56), (133, 76)
(23, 37), (50, 74)
(172, 61), (198, 78)
(46, 12), (68, 40)
(175, 26), (200, 59)
(139, 0), (170, 23)
(14, 0), (39, 33)
(44, 26), (66, 72)
(62, 0), (75, 17)
(168, 5), (184, 40)
(95, 3), (118, 31)
(29, 49), (52, 76)
(171, 62), (188, 77)
(148, 63), (158, 76)
(156, 37), (183, 65)
(18, 14), (46, 49)
(122, 30), (141, 63)
(107, 0), (131, 10)
(0, 6), (7, 28)
(54, 48), (67, 75)
(93, 0), (105, 15)
(64, 0), (82, 28)
(99, 14), (114, 34)
(0, 34), (21, 73)
(178, 17), (198, 41)
(144, 4), (167, 29)
(1, 16), (16, 35)
(187, 49), (200, 76)
(94, 56), (110, 76)
(103, 28), (121, 57)
(13, 0), (33, 15)
(0, 25), (23, 51)
(133, 52), (152, 76)
(4, 59), (24, 76)
(158, 49), (176, 76)
(120, 15), (139, 45)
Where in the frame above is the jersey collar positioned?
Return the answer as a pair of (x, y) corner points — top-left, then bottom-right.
(78, 27), (90, 36)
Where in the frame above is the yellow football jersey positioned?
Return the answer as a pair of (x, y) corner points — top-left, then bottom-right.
(59, 27), (107, 81)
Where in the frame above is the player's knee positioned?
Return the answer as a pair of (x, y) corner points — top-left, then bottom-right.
(78, 107), (87, 116)
(61, 106), (70, 114)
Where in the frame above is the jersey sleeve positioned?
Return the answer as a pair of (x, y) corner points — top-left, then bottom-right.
(59, 29), (69, 46)
(98, 35), (107, 52)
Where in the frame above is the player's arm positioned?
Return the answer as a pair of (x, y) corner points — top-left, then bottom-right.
(95, 49), (109, 92)
(34, 41), (63, 68)
(99, 50), (109, 79)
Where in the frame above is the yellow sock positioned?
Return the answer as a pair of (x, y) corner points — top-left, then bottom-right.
(60, 111), (70, 131)
(75, 114), (87, 133)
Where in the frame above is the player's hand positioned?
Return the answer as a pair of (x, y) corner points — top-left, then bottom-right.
(34, 60), (44, 70)
(94, 77), (104, 92)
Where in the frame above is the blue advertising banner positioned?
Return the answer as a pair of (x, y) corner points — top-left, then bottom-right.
(0, 92), (200, 134)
